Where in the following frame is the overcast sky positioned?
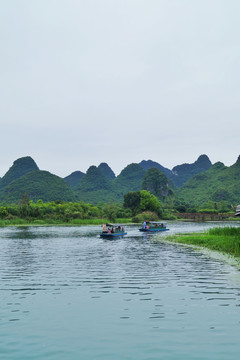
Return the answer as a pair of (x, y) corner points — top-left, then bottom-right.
(1, 0), (240, 178)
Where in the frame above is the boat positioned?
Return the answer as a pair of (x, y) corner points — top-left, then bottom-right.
(139, 221), (169, 232)
(235, 205), (240, 217)
(100, 223), (127, 238)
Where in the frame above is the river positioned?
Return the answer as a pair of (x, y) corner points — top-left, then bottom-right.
(0, 221), (240, 359)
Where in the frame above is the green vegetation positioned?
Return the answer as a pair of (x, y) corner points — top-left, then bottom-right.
(0, 171), (77, 203)
(74, 163), (149, 204)
(172, 154), (212, 187)
(98, 162), (116, 180)
(0, 187), (171, 226)
(123, 190), (162, 216)
(0, 199), (132, 226)
(132, 211), (160, 222)
(0, 156), (39, 189)
(113, 163), (146, 196)
(0, 154), (239, 214)
(139, 159), (174, 181)
(142, 168), (170, 199)
(177, 158), (240, 208)
(64, 171), (85, 188)
(166, 227), (240, 257)
(74, 166), (114, 203)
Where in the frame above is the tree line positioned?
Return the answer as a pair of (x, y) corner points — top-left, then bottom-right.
(0, 189), (234, 225)
(0, 190), (172, 224)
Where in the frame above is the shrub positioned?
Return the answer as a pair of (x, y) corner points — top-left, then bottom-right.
(132, 211), (159, 223)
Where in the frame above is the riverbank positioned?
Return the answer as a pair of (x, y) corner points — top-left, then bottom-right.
(165, 226), (240, 258)
(0, 218), (132, 227)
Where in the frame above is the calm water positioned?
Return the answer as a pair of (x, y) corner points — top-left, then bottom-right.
(0, 222), (240, 360)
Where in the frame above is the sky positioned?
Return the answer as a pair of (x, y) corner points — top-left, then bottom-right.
(1, 0), (240, 178)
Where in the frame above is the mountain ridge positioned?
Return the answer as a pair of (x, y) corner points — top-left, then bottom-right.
(1, 154), (239, 208)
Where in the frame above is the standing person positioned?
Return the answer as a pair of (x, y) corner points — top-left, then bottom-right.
(143, 221), (146, 229)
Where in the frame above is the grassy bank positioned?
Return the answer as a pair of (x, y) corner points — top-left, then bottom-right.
(166, 227), (240, 257)
(0, 218), (132, 227)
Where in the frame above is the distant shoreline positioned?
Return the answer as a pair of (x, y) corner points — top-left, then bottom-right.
(0, 217), (239, 227)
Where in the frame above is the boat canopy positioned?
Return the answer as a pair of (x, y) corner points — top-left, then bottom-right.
(145, 221), (166, 225)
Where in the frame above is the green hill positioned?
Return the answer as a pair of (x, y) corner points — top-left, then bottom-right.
(0, 170), (76, 203)
(172, 154), (212, 187)
(73, 163), (146, 204)
(64, 171), (85, 188)
(1, 154), (238, 207)
(139, 160), (173, 179)
(139, 155), (212, 187)
(177, 157), (240, 207)
(142, 168), (170, 199)
(74, 166), (114, 203)
(98, 162), (116, 180)
(113, 163), (146, 198)
(0, 156), (39, 189)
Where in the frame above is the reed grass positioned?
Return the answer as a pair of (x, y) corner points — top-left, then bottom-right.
(166, 227), (240, 257)
(0, 218), (132, 227)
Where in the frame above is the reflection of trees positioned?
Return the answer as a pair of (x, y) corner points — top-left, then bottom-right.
(5, 227), (37, 277)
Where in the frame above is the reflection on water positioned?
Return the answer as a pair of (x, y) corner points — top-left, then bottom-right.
(0, 222), (240, 359)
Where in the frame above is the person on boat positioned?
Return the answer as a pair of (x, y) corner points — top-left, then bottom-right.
(102, 224), (107, 232)
(111, 227), (114, 233)
(143, 221), (146, 229)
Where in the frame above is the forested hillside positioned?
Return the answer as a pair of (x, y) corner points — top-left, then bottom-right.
(177, 157), (240, 208)
(0, 170), (76, 203)
(0, 154), (239, 210)
(0, 156), (39, 189)
(64, 171), (85, 188)
(139, 155), (212, 187)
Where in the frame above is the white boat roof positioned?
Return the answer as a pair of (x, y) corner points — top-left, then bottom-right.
(145, 221), (166, 224)
(104, 223), (124, 226)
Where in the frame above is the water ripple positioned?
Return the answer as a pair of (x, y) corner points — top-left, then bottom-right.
(0, 223), (240, 359)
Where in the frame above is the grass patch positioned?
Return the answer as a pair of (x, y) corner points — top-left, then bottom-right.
(0, 217), (132, 227)
(166, 227), (240, 257)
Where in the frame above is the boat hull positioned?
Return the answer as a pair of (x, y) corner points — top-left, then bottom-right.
(139, 228), (169, 232)
(100, 232), (127, 239)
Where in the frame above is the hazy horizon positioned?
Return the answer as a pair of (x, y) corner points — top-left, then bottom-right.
(1, 152), (240, 179)
(1, 1), (240, 177)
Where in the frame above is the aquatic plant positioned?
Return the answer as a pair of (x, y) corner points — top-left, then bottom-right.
(166, 226), (240, 257)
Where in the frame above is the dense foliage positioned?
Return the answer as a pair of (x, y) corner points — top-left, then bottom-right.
(0, 155), (239, 212)
(74, 166), (115, 203)
(142, 168), (169, 199)
(0, 156), (39, 189)
(139, 160), (174, 180)
(98, 162), (116, 180)
(177, 159), (240, 208)
(113, 163), (146, 195)
(76, 166), (112, 192)
(64, 171), (85, 188)
(172, 154), (212, 187)
(0, 171), (76, 203)
(0, 199), (131, 224)
(123, 190), (163, 217)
